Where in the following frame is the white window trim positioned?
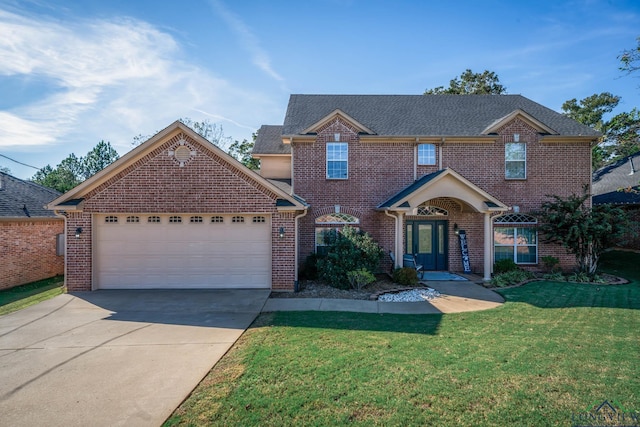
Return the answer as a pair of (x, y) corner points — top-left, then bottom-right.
(326, 142), (348, 180)
(494, 226), (538, 265)
(505, 142), (527, 180)
(417, 144), (436, 166)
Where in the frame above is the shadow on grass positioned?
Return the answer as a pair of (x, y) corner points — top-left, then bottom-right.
(0, 276), (64, 307)
(260, 310), (444, 335)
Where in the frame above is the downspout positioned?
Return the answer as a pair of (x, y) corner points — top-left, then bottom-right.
(294, 208), (308, 291)
(53, 210), (68, 290)
(384, 209), (400, 268)
(439, 137), (445, 170)
(414, 138), (418, 181)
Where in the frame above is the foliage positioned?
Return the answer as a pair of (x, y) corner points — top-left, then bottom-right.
(604, 108), (640, 161)
(618, 35), (640, 75)
(424, 69), (506, 95)
(537, 192), (631, 275)
(542, 272), (565, 282)
(392, 267), (419, 286)
(31, 142), (120, 193)
(541, 255), (560, 273)
(0, 166), (11, 174)
(228, 136), (260, 170)
(180, 117), (232, 150)
(490, 269), (535, 287)
(566, 272), (606, 284)
(493, 258), (518, 274)
(346, 269), (376, 290)
(316, 227), (384, 289)
(300, 253), (321, 280)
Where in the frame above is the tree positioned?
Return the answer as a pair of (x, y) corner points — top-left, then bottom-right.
(561, 92), (620, 131)
(179, 118), (232, 150)
(31, 142), (120, 193)
(604, 108), (640, 160)
(537, 191), (630, 275)
(618, 36), (640, 75)
(228, 133), (260, 170)
(424, 69), (506, 95)
(82, 140), (120, 179)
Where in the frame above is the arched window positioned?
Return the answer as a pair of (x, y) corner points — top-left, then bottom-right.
(493, 213), (538, 265)
(416, 205), (448, 216)
(315, 213), (359, 255)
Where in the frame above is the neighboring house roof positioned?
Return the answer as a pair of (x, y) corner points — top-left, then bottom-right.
(0, 172), (61, 218)
(47, 121), (306, 212)
(253, 125), (289, 155)
(282, 94), (600, 137)
(592, 151), (640, 206)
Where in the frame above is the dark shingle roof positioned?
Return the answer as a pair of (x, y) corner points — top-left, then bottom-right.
(378, 170), (446, 208)
(592, 151), (640, 206)
(253, 125), (289, 155)
(282, 94), (600, 137)
(0, 172), (61, 218)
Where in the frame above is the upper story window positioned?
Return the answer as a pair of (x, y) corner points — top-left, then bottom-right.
(326, 142), (348, 179)
(505, 142), (526, 179)
(418, 144), (436, 165)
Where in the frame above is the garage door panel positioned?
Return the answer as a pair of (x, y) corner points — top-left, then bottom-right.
(96, 214), (271, 289)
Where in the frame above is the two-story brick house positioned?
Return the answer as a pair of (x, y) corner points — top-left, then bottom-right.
(253, 94), (600, 283)
(49, 94), (598, 292)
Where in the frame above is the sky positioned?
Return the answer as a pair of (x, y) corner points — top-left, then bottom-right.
(0, 0), (639, 180)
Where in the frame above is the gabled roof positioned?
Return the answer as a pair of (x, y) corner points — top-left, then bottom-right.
(47, 121), (306, 211)
(592, 151), (640, 206)
(0, 172), (60, 218)
(377, 168), (508, 213)
(282, 94), (600, 137)
(253, 125), (289, 155)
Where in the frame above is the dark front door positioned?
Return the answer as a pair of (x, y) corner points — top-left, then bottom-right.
(406, 220), (448, 271)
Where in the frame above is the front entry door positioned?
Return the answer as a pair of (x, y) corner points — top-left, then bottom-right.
(406, 220), (448, 270)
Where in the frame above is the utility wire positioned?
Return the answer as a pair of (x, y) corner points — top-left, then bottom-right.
(0, 153), (42, 170)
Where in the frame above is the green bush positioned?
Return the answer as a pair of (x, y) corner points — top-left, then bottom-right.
(346, 269), (376, 290)
(541, 256), (560, 273)
(300, 253), (321, 280)
(567, 272), (607, 283)
(494, 259), (518, 274)
(392, 267), (419, 286)
(490, 269), (535, 287)
(316, 227), (384, 289)
(542, 272), (566, 282)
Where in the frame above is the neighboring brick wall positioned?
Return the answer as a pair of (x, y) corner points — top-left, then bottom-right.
(293, 116), (592, 274)
(65, 131), (299, 291)
(0, 219), (64, 290)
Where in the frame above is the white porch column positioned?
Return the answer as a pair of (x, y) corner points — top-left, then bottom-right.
(483, 212), (492, 281)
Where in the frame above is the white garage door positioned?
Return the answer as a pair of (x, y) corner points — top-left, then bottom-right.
(95, 214), (271, 289)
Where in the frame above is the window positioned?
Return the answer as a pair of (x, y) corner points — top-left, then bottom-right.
(505, 142), (526, 179)
(211, 216), (224, 223)
(326, 142), (348, 179)
(105, 216), (118, 223)
(148, 216), (161, 223)
(314, 213), (359, 255)
(126, 216), (140, 223)
(418, 144), (436, 165)
(494, 213), (537, 264)
(252, 216), (266, 223)
(190, 216), (203, 223)
(232, 216), (245, 223)
(169, 216), (182, 223)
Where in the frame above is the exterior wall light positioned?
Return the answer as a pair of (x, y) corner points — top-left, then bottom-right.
(279, 227), (285, 238)
(453, 223), (460, 235)
(75, 227), (83, 239)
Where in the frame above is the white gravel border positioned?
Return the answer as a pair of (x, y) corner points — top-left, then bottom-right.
(377, 288), (441, 302)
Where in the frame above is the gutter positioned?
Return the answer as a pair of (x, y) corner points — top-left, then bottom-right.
(293, 208), (308, 291)
(384, 209), (400, 268)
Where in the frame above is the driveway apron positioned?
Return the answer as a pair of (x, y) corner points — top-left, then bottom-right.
(0, 289), (269, 427)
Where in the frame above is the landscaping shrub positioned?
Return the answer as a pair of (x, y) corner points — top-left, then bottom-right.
(300, 253), (321, 280)
(346, 269), (376, 290)
(567, 272), (606, 283)
(542, 272), (566, 282)
(316, 227), (384, 289)
(490, 269), (535, 287)
(392, 267), (419, 286)
(541, 255), (560, 273)
(493, 259), (518, 274)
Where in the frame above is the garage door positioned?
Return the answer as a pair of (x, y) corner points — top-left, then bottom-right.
(95, 214), (271, 289)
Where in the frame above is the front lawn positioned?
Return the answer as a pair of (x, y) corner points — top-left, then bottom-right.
(165, 251), (640, 426)
(0, 276), (65, 316)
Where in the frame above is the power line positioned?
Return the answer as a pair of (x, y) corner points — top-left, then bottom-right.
(0, 153), (42, 170)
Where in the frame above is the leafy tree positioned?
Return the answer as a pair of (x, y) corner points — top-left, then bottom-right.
(82, 140), (120, 179)
(561, 92), (620, 131)
(179, 118), (232, 149)
(537, 191), (631, 275)
(604, 108), (640, 160)
(228, 134), (260, 170)
(424, 69), (506, 95)
(618, 36), (640, 75)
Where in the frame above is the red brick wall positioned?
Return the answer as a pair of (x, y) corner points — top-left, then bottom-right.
(0, 219), (64, 290)
(65, 131), (299, 291)
(293, 117), (592, 274)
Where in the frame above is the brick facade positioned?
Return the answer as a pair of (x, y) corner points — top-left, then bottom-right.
(293, 116), (591, 274)
(0, 219), (64, 290)
(61, 128), (302, 291)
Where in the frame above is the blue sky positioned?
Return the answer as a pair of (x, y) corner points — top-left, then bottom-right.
(1, 0), (639, 180)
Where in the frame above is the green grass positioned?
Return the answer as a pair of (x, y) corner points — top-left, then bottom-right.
(166, 251), (640, 426)
(0, 276), (64, 316)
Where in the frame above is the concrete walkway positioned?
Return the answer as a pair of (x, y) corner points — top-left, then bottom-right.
(0, 289), (269, 427)
(263, 280), (504, 314)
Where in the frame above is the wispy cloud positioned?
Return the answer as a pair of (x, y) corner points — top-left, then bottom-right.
(208, 0), (285, 83)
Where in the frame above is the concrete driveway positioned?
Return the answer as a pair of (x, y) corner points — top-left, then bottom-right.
(0, 289), (269, 427)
